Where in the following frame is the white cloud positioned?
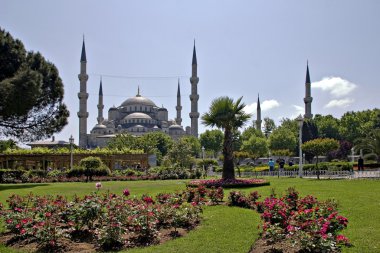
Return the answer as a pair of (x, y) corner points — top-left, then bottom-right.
(244, 99), (280, 115)
(262, 100), (280, 111)
(324, 98), (355, 108)
(312, 77), (357, 97)
(289, 105), (304, 119)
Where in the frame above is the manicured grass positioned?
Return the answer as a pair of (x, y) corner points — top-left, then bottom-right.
(0, 178), (379, 252)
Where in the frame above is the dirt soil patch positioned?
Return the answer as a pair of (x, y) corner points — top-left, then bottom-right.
(0, 227), (192, 253)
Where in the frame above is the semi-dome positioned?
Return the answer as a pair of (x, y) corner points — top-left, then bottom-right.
(121, 95), (156, 107)
(169, 124), (183, 130)
(92, 124), (107, 130)
(124, 112), (152, 120)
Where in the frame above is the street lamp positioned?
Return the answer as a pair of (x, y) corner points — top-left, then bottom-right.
(201, 146), (205, 178)
(69, 135), (74, 170)
(296, 115), (304, 178)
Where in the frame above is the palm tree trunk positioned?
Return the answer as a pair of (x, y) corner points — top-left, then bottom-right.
(222, 128), (235, 180)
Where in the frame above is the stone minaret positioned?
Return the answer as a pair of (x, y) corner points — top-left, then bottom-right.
(175, 79), (182, 125)
(78, 38), (89, 148)
(304, 62), (313, 119)
(97, 77), (104, 124)
(256, 94), (262, 132)
(189, 42), (199, 137)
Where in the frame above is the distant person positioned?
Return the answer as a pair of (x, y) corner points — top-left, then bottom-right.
(268, 159), (275, 172)
(358, 157), (364, 171)
(279, 159), (285, 171)
(288, 160), (294, 167)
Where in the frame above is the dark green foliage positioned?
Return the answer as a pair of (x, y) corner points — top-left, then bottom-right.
(263, 117), (276, 138)
(339, 109), (380, 143)
(73, 156), (111, 181)
(202, 96), (251, 180)
(302, 119), (319, 163)
(0, 169), (26, 183)
(0, 28), (69, 141)
(0, 139), (18, 152)
(199, 129), (224, 157)
(314, 114), (341, 140)
(355, 128), (380, 162)
(108, 132), (173, 164)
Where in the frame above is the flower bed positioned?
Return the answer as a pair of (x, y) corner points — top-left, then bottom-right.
(249, 188), (351, 252)
(187, 178), (269, 188)
(0, 185), (218, 252)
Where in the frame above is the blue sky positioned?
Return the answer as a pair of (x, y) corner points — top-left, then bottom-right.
(1, 1), (379, 144)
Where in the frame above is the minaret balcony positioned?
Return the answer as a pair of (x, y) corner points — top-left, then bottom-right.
(78, 74), (89, 81)
(78, 92), (89, 99)
(190, 76), (199, 83)
(189, 94), (199, 101)
(189, 112), (200, 118)
(304, 97), (313, 103)
(77, 111), (89, 118)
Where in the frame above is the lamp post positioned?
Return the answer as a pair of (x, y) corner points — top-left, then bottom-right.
(296, 115), (304, 178)
(201, 146), (205, 178)
(69, 135), (74, 170)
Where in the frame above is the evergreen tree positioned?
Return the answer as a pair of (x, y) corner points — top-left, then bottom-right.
(0, 28), (69, 141)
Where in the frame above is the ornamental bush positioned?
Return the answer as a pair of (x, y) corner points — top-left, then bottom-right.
(0, 188), (205, 252)
(255, 187), (350, 252)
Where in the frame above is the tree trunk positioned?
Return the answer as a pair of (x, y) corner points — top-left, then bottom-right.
(222, 128), (235, 180)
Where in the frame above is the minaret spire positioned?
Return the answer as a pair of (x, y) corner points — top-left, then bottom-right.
(80, 36), (86, 62)
(189, 41), (200, 137)
(97, 77), (104, 124)
(137, 86), (141, 97)
(175, 79), (182, 125)
(192, 40), (197, 66)
(304, 61), (313, 119)
(78, 37), (89, 148)
(256, 94), (262, 132)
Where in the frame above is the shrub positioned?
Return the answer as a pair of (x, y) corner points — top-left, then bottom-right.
(79, 156), (110, 181)
(67, 166), (84, 178)
(256, 187), (350, 252)
(47, 169), (65, 178)
(0, 169), (26, 183)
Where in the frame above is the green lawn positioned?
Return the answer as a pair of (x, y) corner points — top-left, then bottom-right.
(0, 178), (379, 253)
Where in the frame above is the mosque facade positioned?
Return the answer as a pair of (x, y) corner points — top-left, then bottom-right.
(77, 41), (200, 148)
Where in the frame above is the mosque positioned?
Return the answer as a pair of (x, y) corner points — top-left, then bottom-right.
(77, 40), (200, 149)
(76, 39), (313, 149)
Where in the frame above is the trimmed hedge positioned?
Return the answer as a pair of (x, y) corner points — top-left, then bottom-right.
(235, 162), (354, 172)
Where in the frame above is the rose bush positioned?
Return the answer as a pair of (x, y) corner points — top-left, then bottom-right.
(0, 187), (209, 251)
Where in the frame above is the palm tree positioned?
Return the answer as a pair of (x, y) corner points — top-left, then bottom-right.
(355, 129), (380, 162)
(202, 96), (251, 180)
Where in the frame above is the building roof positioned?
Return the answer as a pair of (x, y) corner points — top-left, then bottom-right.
(124, 112), (152, 120)
(169, 124), (183, 130)
(92, 123), (107, 130)
(121, 95), (156, 107)
(28, 139), (70, 147)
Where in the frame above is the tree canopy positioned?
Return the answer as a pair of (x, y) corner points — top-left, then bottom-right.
(268, 127), (297, 154)
(355, 129), (380, 162)
(0, 28), (69, 141)
(302, 138), (339, 179)
(202, 96), (251, 179)
(199, 129), (223, 157)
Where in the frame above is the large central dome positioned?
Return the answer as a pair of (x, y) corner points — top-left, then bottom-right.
(121, 87), (156, 107)
(121, 95), (156, 107)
